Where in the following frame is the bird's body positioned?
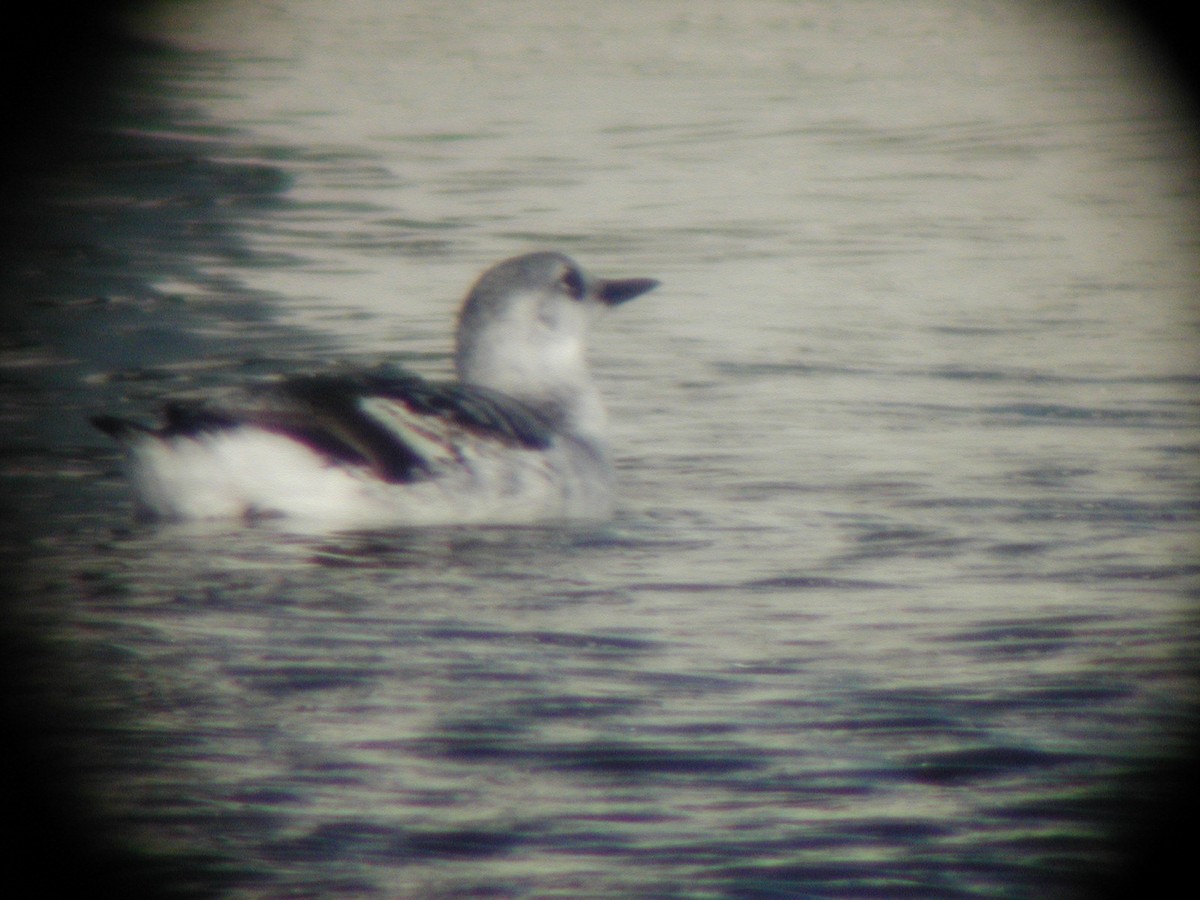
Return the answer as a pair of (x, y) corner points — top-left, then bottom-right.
(92, 252), (658, 528)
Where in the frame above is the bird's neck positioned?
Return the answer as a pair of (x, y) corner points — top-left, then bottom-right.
(456, 344), (608, 443)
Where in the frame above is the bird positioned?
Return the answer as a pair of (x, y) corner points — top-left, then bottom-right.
(91, 252), (659, 528)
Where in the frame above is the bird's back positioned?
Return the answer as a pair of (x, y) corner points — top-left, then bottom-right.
(94, 368), (614, 526)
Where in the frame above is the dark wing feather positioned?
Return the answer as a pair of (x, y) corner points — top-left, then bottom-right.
(91, 369), (556, 485)
(278, 372), (555, 483)
(356, 372), (555, 448)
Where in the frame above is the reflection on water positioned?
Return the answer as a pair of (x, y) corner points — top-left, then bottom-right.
(5, 1), (1199, 897)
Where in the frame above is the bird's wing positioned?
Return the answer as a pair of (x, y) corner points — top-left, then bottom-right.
(91, 369), (554, 487)
(277, 372), (556, 482)
(92, 370), (556, 484)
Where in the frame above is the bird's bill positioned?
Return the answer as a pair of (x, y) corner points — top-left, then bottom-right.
(596, 277), (660, 306)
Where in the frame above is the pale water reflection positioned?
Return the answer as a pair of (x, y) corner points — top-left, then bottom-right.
(4, 1), (1198, 897)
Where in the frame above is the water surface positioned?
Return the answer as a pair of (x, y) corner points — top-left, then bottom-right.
(4, 2), (1198, 897)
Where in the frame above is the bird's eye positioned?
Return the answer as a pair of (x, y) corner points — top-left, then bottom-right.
(559, 267), (585, 300)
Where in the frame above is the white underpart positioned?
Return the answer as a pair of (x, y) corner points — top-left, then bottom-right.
(123, 421), (613, 528)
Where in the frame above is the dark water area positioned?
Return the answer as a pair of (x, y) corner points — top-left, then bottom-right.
(4, 3), (1200, 898)
(3, 49), (311, 438)
(0, 24), (313, 896)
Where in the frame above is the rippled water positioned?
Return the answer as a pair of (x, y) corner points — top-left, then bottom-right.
(4, 1), (1199, 897)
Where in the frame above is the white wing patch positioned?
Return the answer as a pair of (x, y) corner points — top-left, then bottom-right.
(357, 396), (466, 468)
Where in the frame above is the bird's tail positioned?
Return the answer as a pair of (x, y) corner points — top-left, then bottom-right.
(90, 415), (152, 440)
